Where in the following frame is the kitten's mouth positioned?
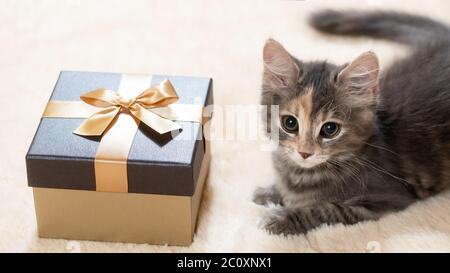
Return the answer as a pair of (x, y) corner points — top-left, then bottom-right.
(289, 152), (330, 169)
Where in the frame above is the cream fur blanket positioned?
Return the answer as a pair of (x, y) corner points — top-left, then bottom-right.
(1, 0), (449, 252)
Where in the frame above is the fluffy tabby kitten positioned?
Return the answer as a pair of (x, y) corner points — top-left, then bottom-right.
(254, 10), (450, 235)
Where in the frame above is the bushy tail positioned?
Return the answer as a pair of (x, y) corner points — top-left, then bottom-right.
(309, 10), (450, 47)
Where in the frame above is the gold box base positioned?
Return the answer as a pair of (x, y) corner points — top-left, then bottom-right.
(32, 154), (209, 246)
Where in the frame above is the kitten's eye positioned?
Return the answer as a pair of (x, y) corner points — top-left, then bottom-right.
(320, 122), (340, 138)
(281, 115), (298, 133)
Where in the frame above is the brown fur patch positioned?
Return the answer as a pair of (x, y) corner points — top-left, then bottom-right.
(281, 87), (317, 154)
(297, 87), (315, 153)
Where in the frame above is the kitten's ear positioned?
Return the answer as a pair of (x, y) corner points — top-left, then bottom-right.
(263, 39), (300, 88)
(337, 51), (380, 96)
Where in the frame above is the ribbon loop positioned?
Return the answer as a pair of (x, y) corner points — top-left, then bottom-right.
(135, 79), (179, 108)
(74, 79), (182, 136)
(80, 89), (120, 108)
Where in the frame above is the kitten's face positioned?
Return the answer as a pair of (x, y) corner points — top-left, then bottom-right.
(277, 85), (375, 169)
(262, 39), (379, 169)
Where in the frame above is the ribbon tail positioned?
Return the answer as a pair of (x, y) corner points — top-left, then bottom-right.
(73, 106), (120, 136)
(131, 104), (181, 134)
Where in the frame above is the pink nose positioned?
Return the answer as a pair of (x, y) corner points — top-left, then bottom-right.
(299, 152), (312, 159)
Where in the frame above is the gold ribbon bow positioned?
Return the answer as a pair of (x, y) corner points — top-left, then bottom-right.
(74, 79), (181, 136)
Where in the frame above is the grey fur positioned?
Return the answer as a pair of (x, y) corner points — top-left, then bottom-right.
(255, 11), (450, 236)
(253, 184), (284, 206)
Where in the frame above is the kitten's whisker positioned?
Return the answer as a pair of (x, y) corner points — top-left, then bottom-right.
(335, 159), (366, 191)
(327, 159), (362, 194)
(327, 165), (348, 197)
(353, 154), (410, 186)
(328, 158), (366, 191)
(363, 142), (401, 157)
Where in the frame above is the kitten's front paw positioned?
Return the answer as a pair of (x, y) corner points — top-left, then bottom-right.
(252, 186), (283, 206)
(260, 207), (306, 236)
(253, 187), (272, 206)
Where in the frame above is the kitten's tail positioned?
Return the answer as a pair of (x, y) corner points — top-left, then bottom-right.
(309, 10), (450, 48)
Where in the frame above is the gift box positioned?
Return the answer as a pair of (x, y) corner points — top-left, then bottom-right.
(26, 71), (213, 246)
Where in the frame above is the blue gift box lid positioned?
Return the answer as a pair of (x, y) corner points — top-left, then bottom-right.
(26, 71), (213, 196)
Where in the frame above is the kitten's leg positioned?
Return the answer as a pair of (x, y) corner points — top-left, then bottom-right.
(253, 184), (284, 206)
(261, 203), (380, 236)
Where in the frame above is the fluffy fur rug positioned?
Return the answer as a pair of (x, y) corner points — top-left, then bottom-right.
(1, 0), (449, 252)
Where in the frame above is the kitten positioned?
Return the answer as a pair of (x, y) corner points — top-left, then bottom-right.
(254, 10), (450, 235)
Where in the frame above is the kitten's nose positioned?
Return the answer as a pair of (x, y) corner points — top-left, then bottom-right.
(298, 151), (313, 159)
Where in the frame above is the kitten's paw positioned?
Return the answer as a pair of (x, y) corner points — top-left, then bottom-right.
(253, 187), (272, 206)
(252, 186), (283, 206)
(259, 207), (306, 236)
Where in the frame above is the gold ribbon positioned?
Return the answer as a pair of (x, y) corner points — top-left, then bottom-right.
(74, 78), (181, 136)
(42, 74), (204, 193)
